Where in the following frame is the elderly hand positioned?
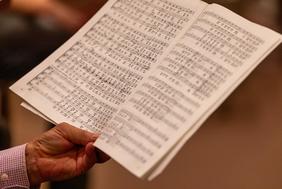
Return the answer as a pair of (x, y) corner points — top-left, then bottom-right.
(25, 123), (108, 186)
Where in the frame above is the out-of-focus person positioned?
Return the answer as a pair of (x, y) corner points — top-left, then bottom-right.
(9, 0), (107, 31)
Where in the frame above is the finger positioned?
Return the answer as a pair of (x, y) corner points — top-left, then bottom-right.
(81, 144), (109, 173)
(55, 123), (99, 146)
(95, 148), (110, 163)
(82, 142), (97, 170)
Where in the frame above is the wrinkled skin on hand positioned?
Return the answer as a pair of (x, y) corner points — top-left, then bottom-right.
(25, 123), (109, 186)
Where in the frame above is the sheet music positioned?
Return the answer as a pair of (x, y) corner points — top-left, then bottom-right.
(147, 5), (282, 179)
(10, 0), (204, 132)
(95, 3), (281, 178)
(10, 0), (281, 180)
(21, 102), (56, 124)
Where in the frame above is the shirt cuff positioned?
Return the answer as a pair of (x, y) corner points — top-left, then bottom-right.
(0, 144), (30, 189)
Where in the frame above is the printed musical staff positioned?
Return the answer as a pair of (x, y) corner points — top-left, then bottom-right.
(24, 0), (194, 132)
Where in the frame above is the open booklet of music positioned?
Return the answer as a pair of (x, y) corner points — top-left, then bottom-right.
(10, 0), (281, 180)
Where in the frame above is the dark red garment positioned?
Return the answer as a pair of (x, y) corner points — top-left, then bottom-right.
(0, 0), (10, 10)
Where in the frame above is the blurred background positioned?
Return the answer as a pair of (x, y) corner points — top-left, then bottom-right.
(0, 0), (282, 189)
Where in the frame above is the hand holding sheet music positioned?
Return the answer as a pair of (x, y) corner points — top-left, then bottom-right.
(11, 0), (281, 180)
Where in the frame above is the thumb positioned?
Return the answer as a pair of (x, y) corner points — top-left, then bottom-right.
(80, 142), (97, 171)
(55, 123), (99, 145)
